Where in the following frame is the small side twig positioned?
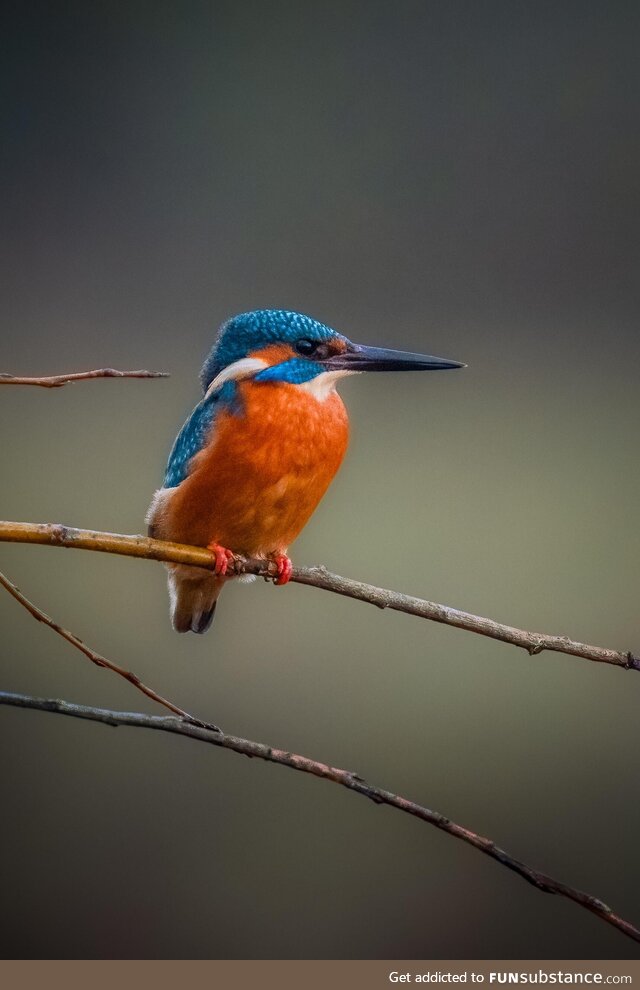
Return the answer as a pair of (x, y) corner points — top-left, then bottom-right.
(0, 369), (169, 388)
(1, 689), (638, 945)
(0, 570), (218, 732)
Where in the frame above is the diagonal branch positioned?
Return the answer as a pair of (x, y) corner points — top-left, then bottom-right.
(1, 688), (638, 945)
(0, 368), (169, 388)
(0, 519), (638, 673)
(0, 569), (218, 732)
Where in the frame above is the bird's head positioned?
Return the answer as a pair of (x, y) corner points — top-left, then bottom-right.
(200, 309), (464, 400)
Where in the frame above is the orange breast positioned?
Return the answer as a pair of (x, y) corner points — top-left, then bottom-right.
(164, 380), (349, 555)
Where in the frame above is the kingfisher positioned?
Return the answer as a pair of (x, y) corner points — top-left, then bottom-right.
(147, 309), (464, 633)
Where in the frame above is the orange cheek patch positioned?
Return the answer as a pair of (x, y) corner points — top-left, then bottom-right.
(249, 343), (297, 367)
(328, 337), (348, 355)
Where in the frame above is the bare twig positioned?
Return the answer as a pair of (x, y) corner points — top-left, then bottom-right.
(0, 520), (637, 673)
(1, 689), (638, 945)
(0, 368), (168, 388)
(0, 570), (218, 732)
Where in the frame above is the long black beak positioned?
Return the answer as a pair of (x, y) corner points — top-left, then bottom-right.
(325, 342), (465, 372)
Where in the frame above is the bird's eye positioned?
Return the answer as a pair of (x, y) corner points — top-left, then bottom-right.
(295, 338), (318, 356)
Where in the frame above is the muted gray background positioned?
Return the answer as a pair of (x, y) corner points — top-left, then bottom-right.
(1, 0), (639, 959)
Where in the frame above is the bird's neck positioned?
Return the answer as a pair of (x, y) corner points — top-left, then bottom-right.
(237, 376), (350, 441)
(294, 369), (356, 402)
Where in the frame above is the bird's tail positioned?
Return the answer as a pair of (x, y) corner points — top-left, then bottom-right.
(168, 565), (225, 634)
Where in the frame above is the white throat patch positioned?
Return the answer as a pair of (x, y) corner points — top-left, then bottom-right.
(298, 369), (359, 402)
(205, 357), (269, 399)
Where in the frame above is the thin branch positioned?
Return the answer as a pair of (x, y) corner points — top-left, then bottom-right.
(0, 570), (218, 732)
(0, 520), (638, 673)
(2, 689), (638, 945)
(0, 368), (169, 388)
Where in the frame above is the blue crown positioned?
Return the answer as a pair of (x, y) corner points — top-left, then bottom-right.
(200, 310), (339, 392)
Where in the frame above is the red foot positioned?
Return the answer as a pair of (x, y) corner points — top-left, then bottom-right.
(272, 553), (293, 586)
(206, 541), (234, 576)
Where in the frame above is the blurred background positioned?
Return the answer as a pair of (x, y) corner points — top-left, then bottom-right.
(1, 0), (639, 960)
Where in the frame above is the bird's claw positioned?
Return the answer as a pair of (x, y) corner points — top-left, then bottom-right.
(272, 553), (293, 586)
(206, 542), (234, 576)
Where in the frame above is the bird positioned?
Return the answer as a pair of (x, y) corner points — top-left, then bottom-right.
(147, 309), (464, 633)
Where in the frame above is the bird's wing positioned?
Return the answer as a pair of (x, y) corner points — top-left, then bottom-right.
(163, 394), (220, 487)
